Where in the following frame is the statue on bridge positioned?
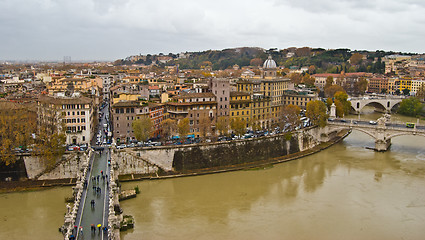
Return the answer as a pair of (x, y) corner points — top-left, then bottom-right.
(376, 113), (391, 127)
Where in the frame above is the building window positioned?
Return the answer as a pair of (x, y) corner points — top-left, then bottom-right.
(81, 111), (85, 115)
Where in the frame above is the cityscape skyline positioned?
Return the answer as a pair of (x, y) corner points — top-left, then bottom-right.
(1, 0), (425, 61)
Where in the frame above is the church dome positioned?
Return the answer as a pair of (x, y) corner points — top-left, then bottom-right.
(263, 55), (277, 69)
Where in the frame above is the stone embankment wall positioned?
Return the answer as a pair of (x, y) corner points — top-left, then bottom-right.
(23, 152), (83, 180)
(114, 126), (325, 174)
(113, 150), (160, 175)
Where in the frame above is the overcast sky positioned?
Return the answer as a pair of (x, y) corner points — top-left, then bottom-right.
(1, 0), (424, 61)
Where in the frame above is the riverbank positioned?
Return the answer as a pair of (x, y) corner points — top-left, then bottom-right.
(0, 129), (350, 193)
(0, 178), (76, 193)
(118, 129), (351, 182)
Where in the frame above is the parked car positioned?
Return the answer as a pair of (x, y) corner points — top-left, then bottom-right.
(369, 121), (377, 125)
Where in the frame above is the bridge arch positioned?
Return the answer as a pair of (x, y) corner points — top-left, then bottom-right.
(350, 98), (403, 113)
(387, 132), (425, 140)
(327, 125), (377, 141)
(390, 102), (401, 112)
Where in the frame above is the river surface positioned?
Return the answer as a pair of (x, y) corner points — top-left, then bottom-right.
(1, 110), (425, 240)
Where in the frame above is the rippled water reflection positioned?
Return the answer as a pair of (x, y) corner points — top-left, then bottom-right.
(120, 129), (425, 240)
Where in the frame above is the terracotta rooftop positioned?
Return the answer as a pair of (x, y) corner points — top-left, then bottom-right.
(37, 95), (93, 105)
(172, 92), (215, 99)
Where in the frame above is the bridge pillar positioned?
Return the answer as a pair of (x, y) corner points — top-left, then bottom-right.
(374, 139), (391, 152)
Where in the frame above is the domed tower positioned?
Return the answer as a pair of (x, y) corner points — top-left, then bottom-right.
(262, 55), (277, 78)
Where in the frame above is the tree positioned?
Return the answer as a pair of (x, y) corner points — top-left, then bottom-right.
(325, 76), (334, 89)
(326, 98), (333, 111)
(334, 91), (351, 116)
(324, 85), (345, 98)
(402, 88), (410, 96)
(177, 118), (190, 138)
(395, 89), (401, 95)
(416, 84), (425, 101)
(295, 47), (311, 57)
(280, 104), (301, 131)
(354, 77), (368, 95)
(349, 53), (363, 65)
(308, 65), (316, 75)
(250, 58), (263, 67)
(302, 73), (316, 86)
(230, 118), (246, 136)
(334, 99), (344, 118)
(132, 116), (153, 142)
(289, 73), (302, 84)
(216, 116), (230, 136)
(160, 118), (177, 141)
(398, 97), (422, 117)
(306, 100), (328, 127)
(198, 114), (212, 139)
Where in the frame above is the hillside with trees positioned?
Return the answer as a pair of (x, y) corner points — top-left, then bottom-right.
(116, 47), (418, 73)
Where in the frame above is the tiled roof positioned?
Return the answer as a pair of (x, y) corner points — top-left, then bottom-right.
(172, 92), (215, 99)
(37, 95), (93, 105)
(230, 91), (250, 96)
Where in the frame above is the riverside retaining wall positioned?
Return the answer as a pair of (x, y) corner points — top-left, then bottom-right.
(114, 126), (325, 174)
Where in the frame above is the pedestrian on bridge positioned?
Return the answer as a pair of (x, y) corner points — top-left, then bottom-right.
(79, 226), (83, 235)
(91, 224), (95, 233)
(91, 199), (95, 208)
(97, 224), (102, 232)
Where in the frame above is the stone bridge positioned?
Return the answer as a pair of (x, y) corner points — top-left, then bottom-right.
(326, 118), (425, 151)
(349, 97), (404, 113)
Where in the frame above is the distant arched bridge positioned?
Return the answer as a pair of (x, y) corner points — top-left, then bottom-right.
(325, 118), (425, 151)
(349, 97), (404, 113)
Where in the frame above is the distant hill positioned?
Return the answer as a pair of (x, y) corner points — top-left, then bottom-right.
(116, 47), (418, 74)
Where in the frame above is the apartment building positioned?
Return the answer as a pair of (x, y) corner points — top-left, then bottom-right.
(229, 91), (251, 123)
(209, 78), (230, 117)
(111, 101), (165, 143)
(37, 95), (94, 145)
(166, 92), (217, 136)
(282, 90), (319, 109)
(110, 83), (149, 104)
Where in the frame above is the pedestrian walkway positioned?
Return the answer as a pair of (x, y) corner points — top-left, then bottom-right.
(73, 148), (110, 240)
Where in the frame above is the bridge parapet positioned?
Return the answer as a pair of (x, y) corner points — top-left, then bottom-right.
(327, 119), (425, 151)
(349, 97), (404, 113)
(61, 149), (94, 240)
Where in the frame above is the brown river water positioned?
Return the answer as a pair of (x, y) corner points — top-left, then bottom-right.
(1, 110), (425, 240)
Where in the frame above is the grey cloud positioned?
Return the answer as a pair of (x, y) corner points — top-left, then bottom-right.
(0, 0), (424, 60)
